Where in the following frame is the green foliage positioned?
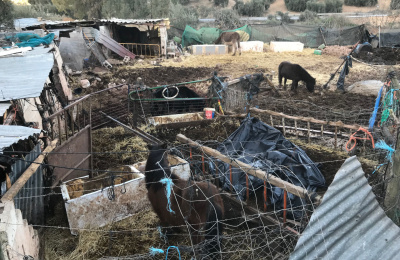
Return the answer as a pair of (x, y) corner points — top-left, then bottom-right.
(321, 14), (355, 28)
(0, 0), (13, 28)
(343, 0), (377, 7)
(299, 9), (318, 22)
(391, 0), (400, 9)
(326, 0), (342, 12)
(306, 1), (325, 12)
(234, 0), (269, 17)
(214, 0), (228, 7)
(284, 0), (307, 12)
(275, 11), (293, 23)
(214, 9), (243, 30)
(169, 3), (198, 30)
(306, 0), (342, 13)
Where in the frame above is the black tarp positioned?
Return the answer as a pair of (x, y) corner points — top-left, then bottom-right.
(380, 29), (400, 47)
(209, 117), (325, 220)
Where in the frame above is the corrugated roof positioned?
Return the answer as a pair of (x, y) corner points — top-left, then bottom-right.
(290, 156), (400, 260)
(0, 46), (54, 101)
(0, 125), (41, 153)
(99, 18), (167, 24)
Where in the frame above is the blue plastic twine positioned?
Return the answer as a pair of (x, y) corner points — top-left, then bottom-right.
(165, 246), (181, 260)
(149, 247), (164, 256)
(375, 140), (395, 161)
(159, 178), (175, 214)
(368, 85), (383, 131)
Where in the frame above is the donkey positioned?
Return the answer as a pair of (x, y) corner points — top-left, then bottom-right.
(145, 143), (224, 259)
(278, 61), (316, 92)
(215, 32), (241, 56)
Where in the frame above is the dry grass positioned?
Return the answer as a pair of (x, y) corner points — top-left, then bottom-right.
(92, 126), (150, 170)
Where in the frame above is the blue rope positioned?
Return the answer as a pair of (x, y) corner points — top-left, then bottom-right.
(368, 85), (384, 131)
(375, 140), (395, 162)
(159, 178), (175, 214)
(149, 247), (164, 256)
(165, 246), (181, 260)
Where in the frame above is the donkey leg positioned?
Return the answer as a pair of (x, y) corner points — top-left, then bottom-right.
(232, 43), (237, 56)
(284, 78), (288, 90)
(292, 81), (299, 92)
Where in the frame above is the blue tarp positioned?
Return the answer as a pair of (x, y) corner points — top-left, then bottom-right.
(5, 33), (55, 48)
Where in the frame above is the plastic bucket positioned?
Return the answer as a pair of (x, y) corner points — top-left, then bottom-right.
(314, 50), (322, 55)
(204, 108), (215, 119)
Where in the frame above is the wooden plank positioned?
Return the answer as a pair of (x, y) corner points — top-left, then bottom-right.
(2, 139), (58, 201)
(251, 107), (362, 130)
(176, 134), (322, 205)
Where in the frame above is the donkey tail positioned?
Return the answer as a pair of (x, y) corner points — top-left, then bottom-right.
(215, 34), (222, 44)
(204, 201), (223, 259)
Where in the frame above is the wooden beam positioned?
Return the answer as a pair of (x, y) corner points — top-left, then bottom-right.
(176, 134), (322, 205)
(1, 139), (58, 201)
(250, 107), (362, 130)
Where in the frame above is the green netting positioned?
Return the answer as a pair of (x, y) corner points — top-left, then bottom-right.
(5, 33), (55, 48)
(181, 25), (252, 47)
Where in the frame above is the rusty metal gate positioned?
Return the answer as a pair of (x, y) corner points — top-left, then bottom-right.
(48, 125), (92, 187)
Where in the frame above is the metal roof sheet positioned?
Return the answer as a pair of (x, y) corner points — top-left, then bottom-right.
(0, 125), (41, 153)
(290, 156), (400, 260)
(99, 18), (167, 24)
(0, 46), (54, 101)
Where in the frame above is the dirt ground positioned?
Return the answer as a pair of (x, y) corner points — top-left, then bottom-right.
(355, 47), (400, 65)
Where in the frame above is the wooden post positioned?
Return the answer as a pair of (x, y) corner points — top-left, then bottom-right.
(270, 115), (273, 126)
(282, 118), (286, 136)
(335, 127), (338, 149)
(1, 139), (58, 201)
(307, 122), (311, 143)
(384, 125), (400, 224)
(321, 125), (324, 136)
(176, 134), (322, 204)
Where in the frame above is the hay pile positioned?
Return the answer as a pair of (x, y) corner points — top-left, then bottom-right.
(92, 126), (150, 170)
(44, 204), (165, 260)
(323, 45), (352, 57)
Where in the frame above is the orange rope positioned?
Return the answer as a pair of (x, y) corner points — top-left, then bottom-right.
(346, 127), (375, 152)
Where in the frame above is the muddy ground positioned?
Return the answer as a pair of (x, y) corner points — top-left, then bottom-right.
(45, 48), (396, 259)
(355, 47), (400, 65)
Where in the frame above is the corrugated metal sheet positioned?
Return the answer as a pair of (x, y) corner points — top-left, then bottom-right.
(0, 46), (54, 101)
(0, 125), (41, 153)
(290, 156), (400, 260)
(11, 144), (44, 225)
(99, 18), (166, 24)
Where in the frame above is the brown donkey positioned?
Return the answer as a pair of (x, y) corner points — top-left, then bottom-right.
(145, 143), (224, 259)
(215, 32), (241, 56)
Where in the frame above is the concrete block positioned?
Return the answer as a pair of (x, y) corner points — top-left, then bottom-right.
(270, 41), (304, 52)
(240, 41), (264, 52)
(190, 45), (227, 55)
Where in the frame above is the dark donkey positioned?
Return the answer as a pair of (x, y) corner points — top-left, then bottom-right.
(278, 61), (316, 92)
(145, 143), (224, 259)
(215, 32), (241, 56)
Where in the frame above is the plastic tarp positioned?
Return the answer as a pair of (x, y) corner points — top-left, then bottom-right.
(209, 117), (325, 219)
(181, 25), (251, 47)
(5, 33), (55, 48)
(379, 28), (400, 47)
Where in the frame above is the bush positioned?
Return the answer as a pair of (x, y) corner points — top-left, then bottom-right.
(343, 0), (377, 7)
(234, 0), (268, 16)
(284, 0), (308, 12)
(391, 0), (400, 9)
(169, 3), (199, 30)
(276, 11), (294, 23)
(326, 0), (343, 12)
(299, 9), (318, 22)
(306, 0), (342, 13)
(214, 0), (228, 7)
(321, 14), (355, 28)
(214, 9), (243, 30)
(0, 0), (13, 28)
(306, 1), (325, 13)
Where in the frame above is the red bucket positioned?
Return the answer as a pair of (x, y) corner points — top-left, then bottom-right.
(204, 108), (215, 119)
